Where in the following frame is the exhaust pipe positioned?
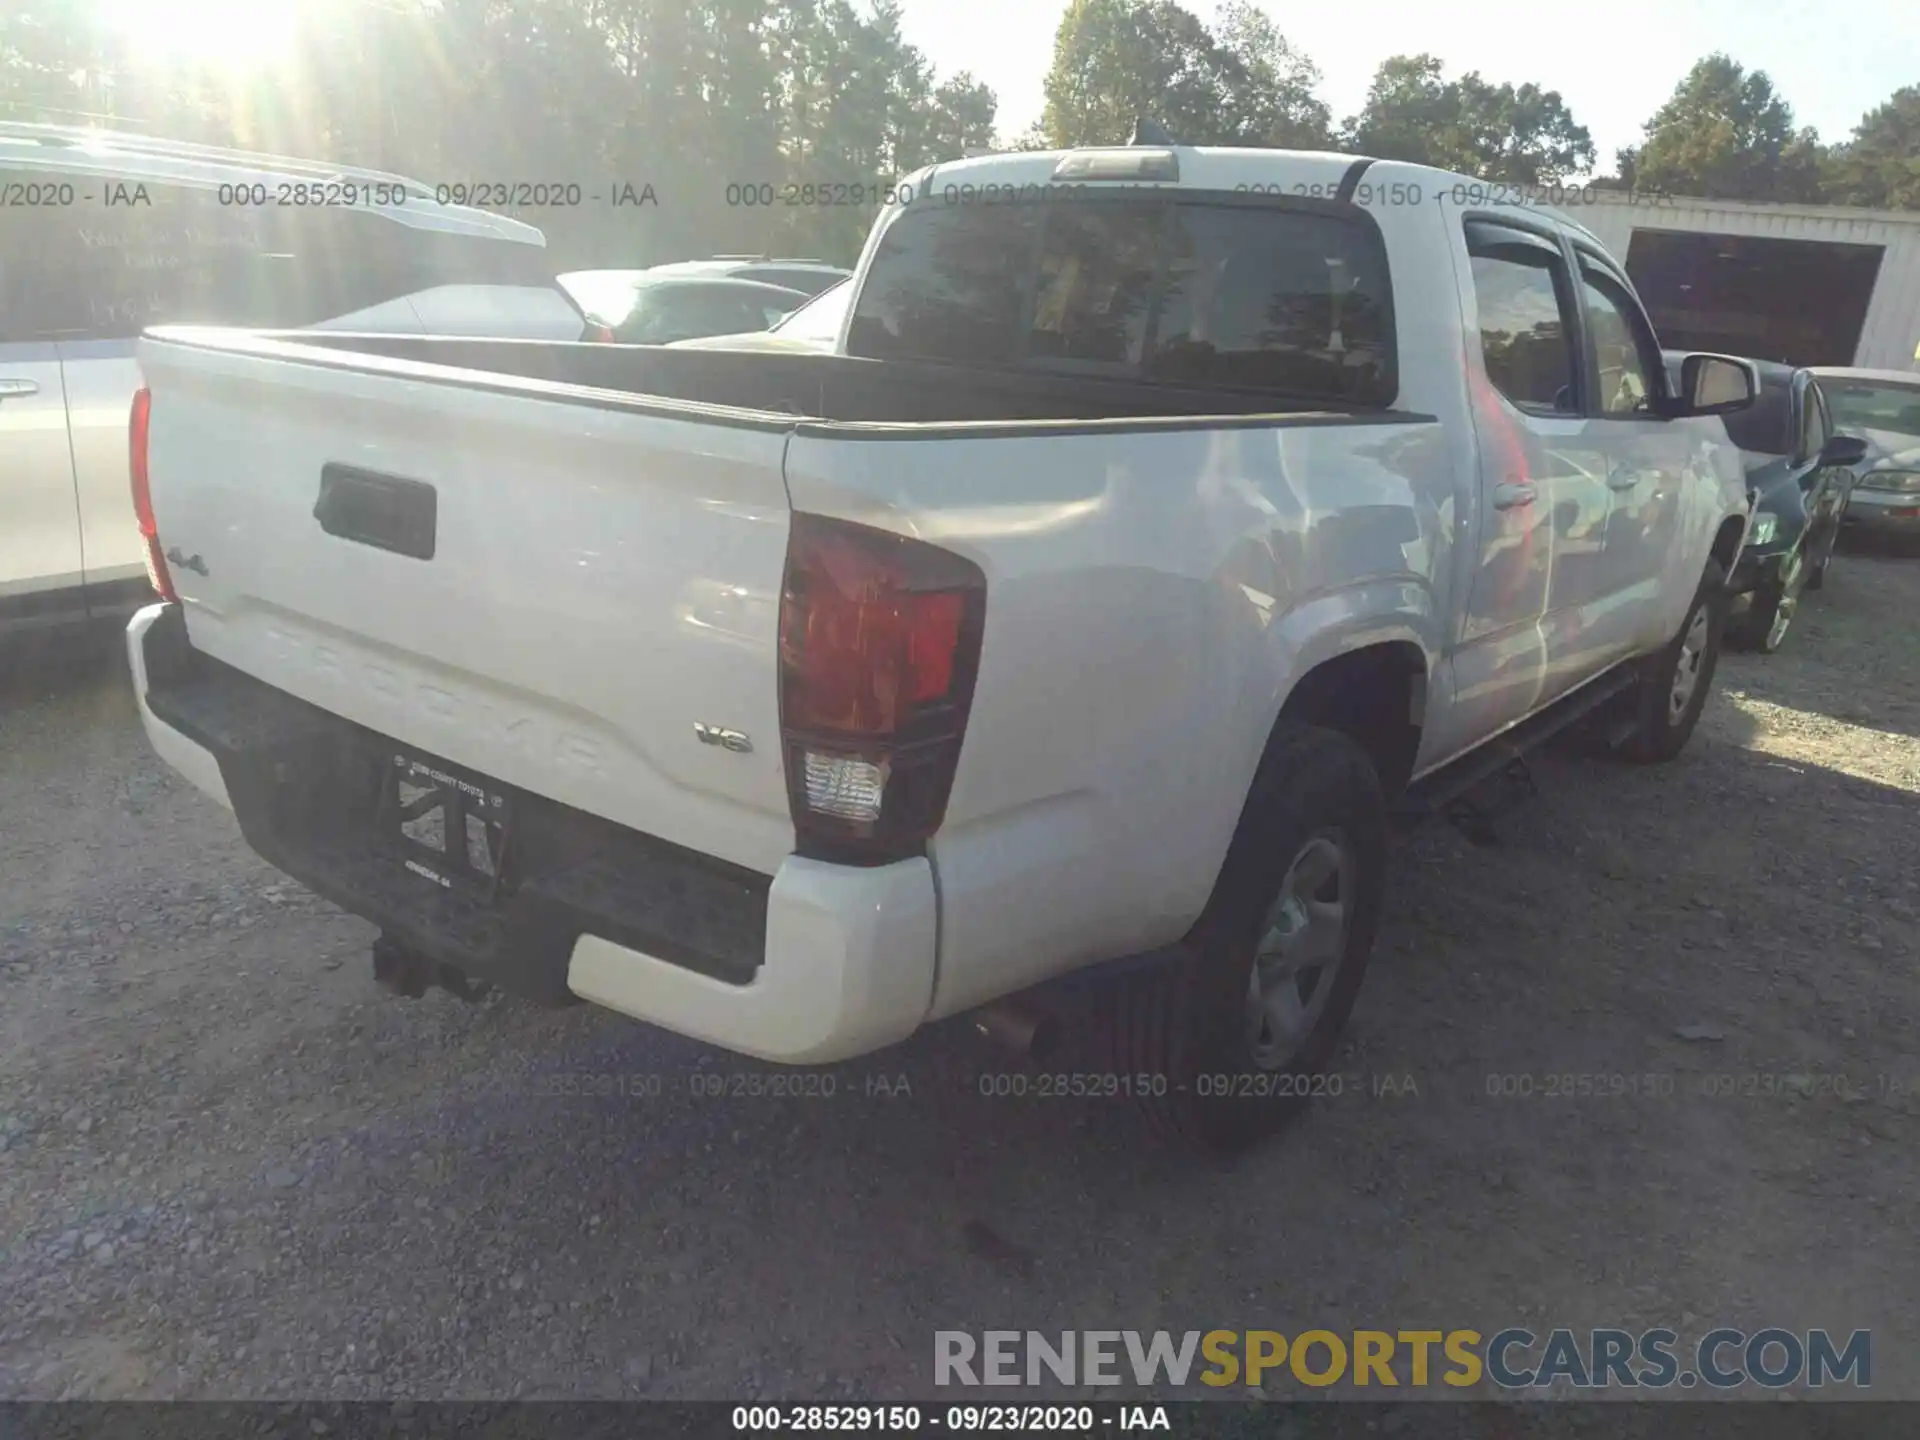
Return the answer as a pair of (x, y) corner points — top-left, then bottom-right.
(371, 934), (491, 1003)
(973, 1000), (1057, 1062)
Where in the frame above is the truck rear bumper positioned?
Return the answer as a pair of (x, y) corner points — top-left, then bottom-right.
(126, 602), (937, 1064)
(128, 603), (235, 810)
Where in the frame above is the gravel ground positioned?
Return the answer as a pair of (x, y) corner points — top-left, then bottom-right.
(2, 548), (1917, 1407)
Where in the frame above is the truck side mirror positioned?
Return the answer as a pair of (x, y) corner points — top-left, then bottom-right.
(1669, 353), (1758, 417)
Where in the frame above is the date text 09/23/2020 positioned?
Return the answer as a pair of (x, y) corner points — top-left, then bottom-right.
(732, 1406), (1170, 1433)
(927, 179), (1676, 209)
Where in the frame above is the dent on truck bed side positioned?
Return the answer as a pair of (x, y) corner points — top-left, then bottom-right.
(783, 411), (1454, 1019)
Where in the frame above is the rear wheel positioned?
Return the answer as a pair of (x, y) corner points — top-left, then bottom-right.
(1734, 546), (1806, 654)
(1104, 725), (1386, 1152)
(1618, 559), (1726, 763)
(1805, 525), (1836, 591)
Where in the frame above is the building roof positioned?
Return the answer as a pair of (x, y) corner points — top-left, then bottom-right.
(1809, 366), (1920, 385)
(1575, 188), (1920, 230)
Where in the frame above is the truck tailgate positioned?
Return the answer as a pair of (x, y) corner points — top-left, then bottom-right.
(136, 333), (797, 877)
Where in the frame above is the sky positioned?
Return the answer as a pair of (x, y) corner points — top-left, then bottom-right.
(77, 0), (1919, 171)
(895, 0), (1920, 168)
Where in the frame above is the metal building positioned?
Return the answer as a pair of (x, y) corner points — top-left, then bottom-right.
(1571, 191), (1920, 373)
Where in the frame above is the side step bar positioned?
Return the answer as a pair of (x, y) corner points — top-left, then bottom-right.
(1392, 663), (1640, 826)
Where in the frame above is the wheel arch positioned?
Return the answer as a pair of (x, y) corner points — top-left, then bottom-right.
(1270, 640), (1430, 802)
(1711, 513), (1747, 577)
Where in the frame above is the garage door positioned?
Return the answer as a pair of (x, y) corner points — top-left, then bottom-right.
(1625, 229), (1885, 368)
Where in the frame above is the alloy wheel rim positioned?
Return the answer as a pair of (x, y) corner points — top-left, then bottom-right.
(1766, 600), (1795, 650)
(1767, 550), (1806, 650)
(1669, 606), (1710, 720)
(1246, 832), (1353, 1070)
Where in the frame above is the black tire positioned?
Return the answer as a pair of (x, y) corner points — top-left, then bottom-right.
(1619, 558), (1726, 763)
(1729, 583), (1784, 654)
(1805, 554), (1827, 592)
(1805, 522), (1838, 591)
(1738, 544), (1811, 654)
(1104, 724), (1387, 1152)
(1724, 590), (1763, 654)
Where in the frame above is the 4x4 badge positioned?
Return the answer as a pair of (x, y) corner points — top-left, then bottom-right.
(165, 546), (209, 576)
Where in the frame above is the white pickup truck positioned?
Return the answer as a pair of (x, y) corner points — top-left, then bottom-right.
(126, 145), (1758, 1150)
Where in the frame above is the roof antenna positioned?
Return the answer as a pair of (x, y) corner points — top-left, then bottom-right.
(1129, 117), (1177, 146)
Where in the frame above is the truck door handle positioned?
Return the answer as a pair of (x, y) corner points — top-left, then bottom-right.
(0, 378), (40, 399)
(1491, 483), (1536, 510)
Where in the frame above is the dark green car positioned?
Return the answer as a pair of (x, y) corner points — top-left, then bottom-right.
(1667, 355), (1867, 652)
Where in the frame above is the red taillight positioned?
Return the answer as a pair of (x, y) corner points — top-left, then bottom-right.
(778, 514), (986, 864)
(129, 386), (178, 603)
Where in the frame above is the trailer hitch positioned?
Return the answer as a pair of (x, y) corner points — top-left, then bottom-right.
(371, 933), (491, 1003)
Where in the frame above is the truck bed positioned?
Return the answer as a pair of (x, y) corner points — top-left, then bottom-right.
(151, 326), (1407, 429)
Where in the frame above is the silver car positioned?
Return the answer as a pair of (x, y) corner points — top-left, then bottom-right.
(0, 122), (589, 637)
(667, 276), (852, 354)
(641, 256), (850, 297)
(1812, 366), (1920, 544)
(556, 271), (807, 344)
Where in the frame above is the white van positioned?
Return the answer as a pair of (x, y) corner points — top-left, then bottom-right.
(0, 122), (589, 635)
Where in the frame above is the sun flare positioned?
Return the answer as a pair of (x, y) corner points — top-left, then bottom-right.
(97, 0), (307, 72)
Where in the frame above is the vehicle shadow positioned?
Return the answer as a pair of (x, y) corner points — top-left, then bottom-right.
(0, 624), (129, 710)
(270, 724), (1912, 1401)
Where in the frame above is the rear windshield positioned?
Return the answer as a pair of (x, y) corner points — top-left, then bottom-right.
(846, 194), (1396, 407)
(748, 267), (847, 295)
(1826, 382), (1920, 443)
(772, 278), (852, 341)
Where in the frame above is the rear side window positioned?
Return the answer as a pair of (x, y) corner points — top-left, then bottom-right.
(1465, 224), (1578, 416)
(0, 175), (554, 341)
(847, 195), (1396, 406)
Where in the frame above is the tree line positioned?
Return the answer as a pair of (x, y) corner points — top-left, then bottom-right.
(2, 0), (1915, 272)
(1035, 2), (1918, 211)
(0, 0), (1000, 265)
